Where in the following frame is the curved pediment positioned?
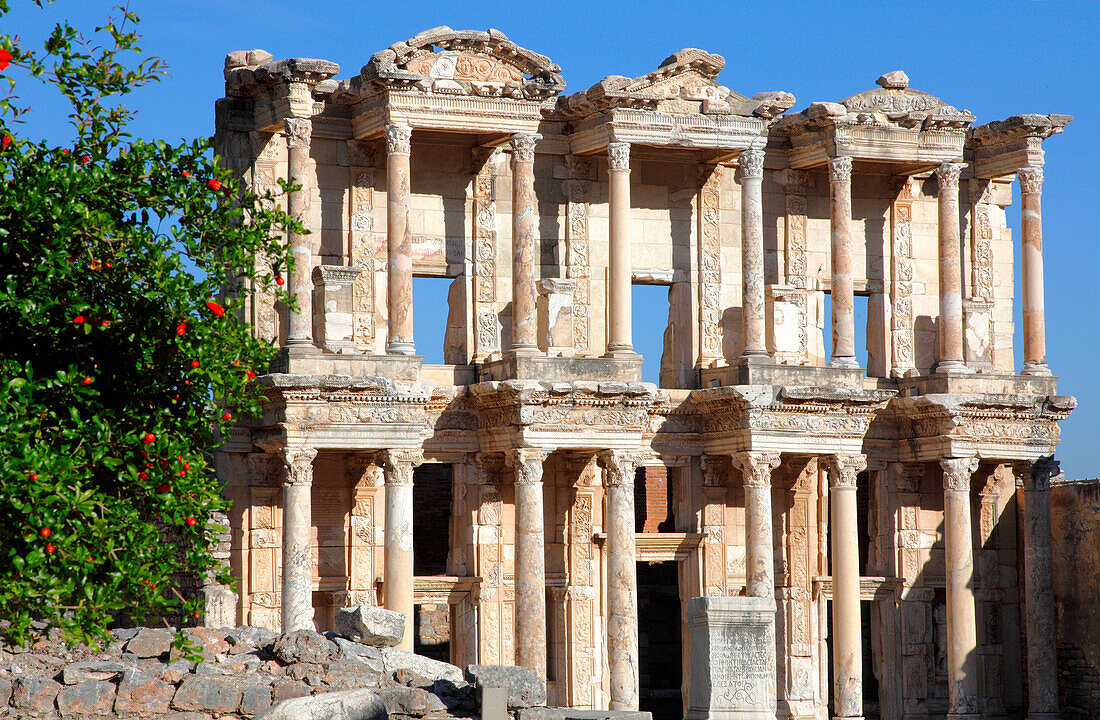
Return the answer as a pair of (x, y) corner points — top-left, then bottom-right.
(361, 26), (565, 100)
(839, 71), (975, 129)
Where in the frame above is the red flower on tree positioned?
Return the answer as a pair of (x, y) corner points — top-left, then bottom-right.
(1, 134), (10, 150)
(206, 178), (221, 192)
(185, 517), (197, 527)
(0, 49), (10, 71)
(275, 275), (285, 286)
(141, 432), (156, 445)
(176, 321), (186, 336)
(45, 544), (55, 554)
(190, 360), (200, 368)
(72, 315), (84, 324)
(80, 376), (93, 386)
(221, 411), (232, 421)
(205, 300), (224, 317)
(39, 528), (50, 538)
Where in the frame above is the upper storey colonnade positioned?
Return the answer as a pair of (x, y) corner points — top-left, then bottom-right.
(216, 29), (1070, 385)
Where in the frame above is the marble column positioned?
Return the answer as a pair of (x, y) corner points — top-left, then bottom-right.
(936, 162), (968, 372)
(733, 451), (781, 597)
(510, 448), (549, 680)
(1019, 167), (1049, 375)
(941, 457), (981, 719)
(381, 449), (422, 652)
(510, 133), (542, 354)
(606, 142), (634, 357)
(598, 450), (642, 710)
(828, 157), (858, 368)
(740, 149), (768, 358)
(1018, 456), (1063, 720)
(279, 447), (317, 632)
(284, 118), (313, 346)
(825, 454), (867, 720)
(385, 123), (415, 355)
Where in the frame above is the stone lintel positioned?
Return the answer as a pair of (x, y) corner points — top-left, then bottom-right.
(271, 346), (423, 381)
(567, 109), (765, 156)
(478, 355), (643, 383)
(896, 371), (1059, 398)
(700, 362), (864, 390)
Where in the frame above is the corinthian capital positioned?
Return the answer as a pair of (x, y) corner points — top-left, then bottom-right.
(824, 454), (866, 489)
(284, 118), (312, 150)
(510, 133), (541, 165)
(935, 162), (965, 190)
(384, 123), (412, 156)
(279, 447), (318, 486)
(1018, 166), (1044, 195)
(1016, 455), (1061, 492)
(827, 156), (852, 184)
(508, 448), (548, 486)
(738, 148), (765, 180)
(607, 142), (630, 172)
(379, 449), (423, 486)
(732, 451), (781, 488)
(940, 457), (979, 492)
(597, 450), (643, 487)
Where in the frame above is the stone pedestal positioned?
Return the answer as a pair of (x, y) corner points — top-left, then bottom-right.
(312, 265), (362, 353)
(685, 596), (777, 720)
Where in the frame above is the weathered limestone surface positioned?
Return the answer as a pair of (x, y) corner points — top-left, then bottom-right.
(213, 37), (1076, 720)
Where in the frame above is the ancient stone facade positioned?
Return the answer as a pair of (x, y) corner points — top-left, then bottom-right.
(213, 30), (1074, 720)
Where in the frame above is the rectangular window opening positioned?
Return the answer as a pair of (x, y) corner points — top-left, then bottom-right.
(412, 275), (461, 365)
(821, 292), (869, 369)
(631, 283), (671, 386)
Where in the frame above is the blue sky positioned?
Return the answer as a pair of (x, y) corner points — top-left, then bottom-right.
(6, 1), (1098, 477)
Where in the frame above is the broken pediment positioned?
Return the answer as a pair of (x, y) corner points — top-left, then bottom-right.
(557, 47), (793, 120)
(359, 26), (565, 100)
(838, 71), (975, 130)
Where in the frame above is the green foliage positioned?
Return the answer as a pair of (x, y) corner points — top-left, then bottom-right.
(0, 4), (296, 649)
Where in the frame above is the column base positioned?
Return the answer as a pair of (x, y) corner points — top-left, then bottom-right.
(829, 356), (860, 369)
(285, 337), (315, 347)
(603, 346), (640, 360)
(386, 342), (416, 356)
(934, 360), (973, 374)
(1022, 362), (1052, 376)
(506, 345), (541, 358)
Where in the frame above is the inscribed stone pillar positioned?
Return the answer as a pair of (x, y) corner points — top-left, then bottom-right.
(382, 449), (422, 651)
(940, 457), (981, 719)
(598, 450), (642, 710)
(1017, 456), (1062, 720)
(510, 133), (541, 354)
(606, 142), (634, 357)
(732, 451), (781, 598)
(279, 447), (317, 632)
(385, 123), (415, 355)
(1018, 167), (1049, 375)
(284, 117), (313, 346)
(825, 454), (867, 720)
(509, 448), (549, 681)
(827, 157), (858, 368)
(935, 162), (968, 372)
(740, 149), (769, 358)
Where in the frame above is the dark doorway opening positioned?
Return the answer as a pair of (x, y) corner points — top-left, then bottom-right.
(825, 600), (881, 720)
(638, 561), (682, 720)
(413, 464), (453, 662)
(413, 602), (451, 663)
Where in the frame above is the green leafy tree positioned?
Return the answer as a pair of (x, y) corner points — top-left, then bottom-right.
(0, 2), (296, 648)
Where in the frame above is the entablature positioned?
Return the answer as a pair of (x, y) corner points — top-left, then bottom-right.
(967, 113), (1073, 178)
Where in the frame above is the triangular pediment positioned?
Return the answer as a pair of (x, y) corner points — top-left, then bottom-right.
(360, 26), (565, 100)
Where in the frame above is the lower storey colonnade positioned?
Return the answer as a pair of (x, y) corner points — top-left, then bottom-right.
(227, 446), (1065, 720)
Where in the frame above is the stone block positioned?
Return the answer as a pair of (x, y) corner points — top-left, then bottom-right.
(271, 677), (313, 703)
(377, 685), (448, 716)
(273, 629), (338, 665)
(334, 604), (406, 647)
(125, 627), (174, 658)
(481, 686), (509, 720)
(115, 668), (174, 714)
(11, 677), (61, 713)
(464, 664), (546, 708)
(56, 678), (116, 716)
(61, 659), (130, 684)
(241, 681), (274, 715)
(172, 675), (242, 714)
(254, 687), (386, 720)
(380, 647), (464, 685)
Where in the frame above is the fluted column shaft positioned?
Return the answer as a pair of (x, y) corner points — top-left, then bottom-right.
(826, 454), (867, 720)
(382, 450), (422, 651)
(734, 451), (781, 597)
(279, 447), (317, 632)
(1019, 167), (1049, 375)
(936, 163), (967, 371)
(510, 134), (542, 353)
(385, 124), (415, 355)
(599, 450), (642, 710)
(740, 149), (768, 357)
(511, 448), (549, 680)
(941, 457), (981, 719)
(285, 117), (313, 345)
(606, 142), (634, 356)
(1019, 457), (1062, 720)
(828, 157), (858, 368)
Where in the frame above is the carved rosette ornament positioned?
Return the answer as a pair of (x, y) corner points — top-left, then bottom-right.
(739, 148), (765, 180)
(279, 447), (317, 486)
(828, 156), (853, 184)
(940, 457), (979, 492)
(732, 451), (781, 487)
(607, 142), (630, 172)
(379, 449), (423, 485)
(824, 454), (866, 489)
(385, 123), (412, 156)
(1016, 455), (1060, 492)
(935, 162), (965, 190)
(283, 117), (312, 150)
(1018, 166), (1044, 195)
(510, 133), (540, 165)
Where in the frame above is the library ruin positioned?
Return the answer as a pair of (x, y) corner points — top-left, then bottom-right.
(211, 27), (1080, 720)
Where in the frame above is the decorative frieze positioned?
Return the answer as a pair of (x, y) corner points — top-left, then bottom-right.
(565, 154), (592, 354)
(890, 178), (917, 376)
(350, 168), (379, 349)
(473, 148), (501, 361)
(698, 165), (724, 364)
